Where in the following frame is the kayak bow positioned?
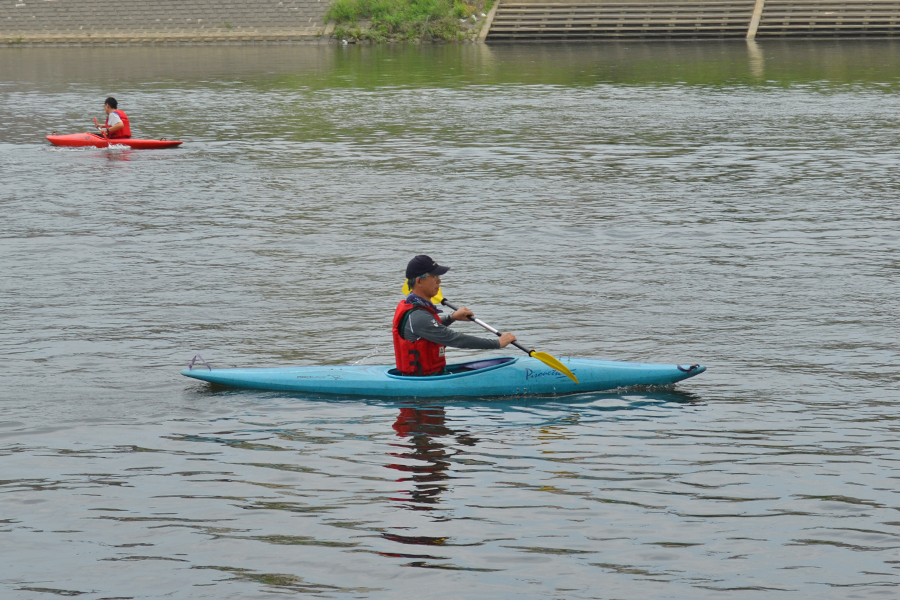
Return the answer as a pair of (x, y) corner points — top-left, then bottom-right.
(181, 356), (706, 398)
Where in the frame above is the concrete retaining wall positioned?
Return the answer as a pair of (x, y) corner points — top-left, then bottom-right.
(486, 0), (900, 40)
(4, 0), (899, 44)
(1, 0), (330, 44)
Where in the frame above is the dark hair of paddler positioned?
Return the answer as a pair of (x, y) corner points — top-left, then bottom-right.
(105, 97), (118, 109)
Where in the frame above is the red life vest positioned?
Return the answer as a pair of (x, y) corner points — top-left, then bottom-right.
(392, 298), (446, 376)
(106, 109), (131, 138)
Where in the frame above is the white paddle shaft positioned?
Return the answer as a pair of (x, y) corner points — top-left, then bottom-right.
(442, 299), (534, 354)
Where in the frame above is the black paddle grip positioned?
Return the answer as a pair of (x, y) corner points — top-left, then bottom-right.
(442, 299), (474, 320)
(512, 341), (534, 354)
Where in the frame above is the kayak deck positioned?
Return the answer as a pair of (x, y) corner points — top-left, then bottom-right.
(47, 132), (182, 149)
(181, 356), (706, 398)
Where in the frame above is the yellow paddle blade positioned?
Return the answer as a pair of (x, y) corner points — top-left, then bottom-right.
(530, 351), (579, 383)
(401, 281), (443, 304)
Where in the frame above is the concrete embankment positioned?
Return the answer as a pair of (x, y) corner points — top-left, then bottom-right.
(1, 0), (331, 45)
(486, 0), (900, 41)
(3, 0), (900, 44)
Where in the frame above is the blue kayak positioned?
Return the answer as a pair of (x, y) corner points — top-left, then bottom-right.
(181, 356), (705, 398)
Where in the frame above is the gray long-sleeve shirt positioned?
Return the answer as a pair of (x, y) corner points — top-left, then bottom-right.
(401, 307), (500, 350)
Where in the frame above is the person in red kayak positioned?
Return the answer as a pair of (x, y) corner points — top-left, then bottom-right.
(97, 97), (131, 139)
(393, 255), (517, 376)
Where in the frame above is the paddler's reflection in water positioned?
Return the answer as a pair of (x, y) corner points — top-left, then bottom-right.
(104, 148), (134, 162)
(386, 406), (477, 510)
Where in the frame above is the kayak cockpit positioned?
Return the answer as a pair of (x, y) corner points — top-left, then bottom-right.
(386, 357), (517, 380)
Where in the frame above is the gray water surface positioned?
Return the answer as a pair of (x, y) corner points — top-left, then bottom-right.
(1, 42), (899, 599)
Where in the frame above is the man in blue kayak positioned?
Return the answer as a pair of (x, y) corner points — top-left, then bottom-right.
(392, 255), (517, 376)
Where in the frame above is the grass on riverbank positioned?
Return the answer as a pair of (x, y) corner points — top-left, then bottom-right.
(326, 0), (493, 42)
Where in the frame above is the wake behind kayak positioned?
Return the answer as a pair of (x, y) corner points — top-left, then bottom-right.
(181, 356), (706, 398)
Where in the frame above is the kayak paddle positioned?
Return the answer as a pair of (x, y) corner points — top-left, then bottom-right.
(94, 117), (109, 139)
(441, 299), (578, 383)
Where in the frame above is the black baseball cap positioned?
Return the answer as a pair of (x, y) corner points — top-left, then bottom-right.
(406, 255), (450, 279)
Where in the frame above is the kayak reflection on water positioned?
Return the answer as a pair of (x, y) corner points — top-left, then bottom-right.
(103, 148), (134, 162)
(387, 406), (476, 509)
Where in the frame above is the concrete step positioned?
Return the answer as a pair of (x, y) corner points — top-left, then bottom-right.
(488, 1), (754, 39)
(758, 0), (900, 36)
(487, 0), (900, 40)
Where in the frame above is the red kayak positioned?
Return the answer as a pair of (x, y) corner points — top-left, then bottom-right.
(47, 132), (182, 149)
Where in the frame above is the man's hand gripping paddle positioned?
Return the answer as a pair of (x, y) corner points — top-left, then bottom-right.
(441, 299), (578, 383)
(94, 117), (109, 139)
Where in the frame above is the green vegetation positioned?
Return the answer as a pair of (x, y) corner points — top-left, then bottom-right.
(326, 0), (493, 42)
